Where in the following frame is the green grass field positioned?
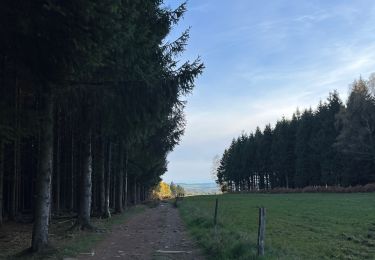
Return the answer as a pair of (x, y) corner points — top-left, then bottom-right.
(178, 193), (375, 259)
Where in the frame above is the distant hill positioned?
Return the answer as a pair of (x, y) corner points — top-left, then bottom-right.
(177, 182), (222, 196)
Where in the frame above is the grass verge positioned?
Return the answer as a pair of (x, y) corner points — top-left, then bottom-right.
(54, 206), (145, 259)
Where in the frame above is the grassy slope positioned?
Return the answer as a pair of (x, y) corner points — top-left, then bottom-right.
(178, 193), (375, 260)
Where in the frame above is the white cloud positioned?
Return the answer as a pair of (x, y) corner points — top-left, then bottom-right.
(165, 41), (375, 183)
(163, 0), (375, 183)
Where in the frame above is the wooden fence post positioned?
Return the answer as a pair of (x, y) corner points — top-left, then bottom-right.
(257, 207), (266, 256)
(213, 198), (218, 227)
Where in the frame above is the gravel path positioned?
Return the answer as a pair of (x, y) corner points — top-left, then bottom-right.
(77, 202), (205, 260)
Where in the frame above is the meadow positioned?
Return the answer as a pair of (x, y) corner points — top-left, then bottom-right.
(178, 193), (375, 259)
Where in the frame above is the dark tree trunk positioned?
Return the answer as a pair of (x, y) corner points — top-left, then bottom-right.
(133, 178), (137, 205)
(10, 82), (20, 220)
(103, 141), (111, 218)
(137, 184), (141, 203)
(98, 137), (105, 216)
(111, 161), (115, 208)
(69, 132), (74, 211)
(285, 174), (289, 189)
(31, 93), (53, 252)
(76, 131), (93, 229)
(54, 111), (61, 213)
(11, 138), (20, 220)
(115, 144), (123, 213)
(124, 152), (128, 210)
(91, 139), (97, 215)
(0, 141), (4, 226)
(259, 173), (265, 190)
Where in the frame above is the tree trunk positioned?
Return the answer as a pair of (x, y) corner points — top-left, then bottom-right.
(12, 137), (20, 220)
(0, 141), (4, 226)
(10, 82), (20, 220)
(133, 178), (137, 205)
(31, 93), (53, 252)
(259, 173), (265, 190)
(69, 132), (74, 211)
(124, 152), (128, 210)
(111, 162), (115, 209)
(76, 131), (93, 229)
(54, 113), (61, 213)
(91, 140), (97, 215)
(98, 137), (105, 216)
(137, 184), (141, 203)
(115, 144), (123, 213)
(103, 141), (111, 218)
(285, 173), (289, 189)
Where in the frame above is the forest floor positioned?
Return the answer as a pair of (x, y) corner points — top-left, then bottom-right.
(0, 201), (204, 259)
(77, 201), (204, 260)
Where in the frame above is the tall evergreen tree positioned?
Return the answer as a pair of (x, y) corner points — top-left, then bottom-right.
(336, 79), (375, 185)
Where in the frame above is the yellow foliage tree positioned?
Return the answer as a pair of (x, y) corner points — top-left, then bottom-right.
(153, 181), (172, 199)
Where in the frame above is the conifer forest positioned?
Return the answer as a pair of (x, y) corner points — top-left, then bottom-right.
(0, 0), (203, 252)
(216, 76), (375, 192)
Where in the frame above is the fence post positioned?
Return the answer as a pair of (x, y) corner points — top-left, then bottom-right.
(257, 207), (266, 256)
(213, 198), (218, 227)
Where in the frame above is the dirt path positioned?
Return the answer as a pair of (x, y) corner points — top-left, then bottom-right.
(77, 202), (205, 260)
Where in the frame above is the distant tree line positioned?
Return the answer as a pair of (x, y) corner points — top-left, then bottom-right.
(170, 182), (185, 197)
(216, 75), (375, 192)
(0, 1), (202, 252)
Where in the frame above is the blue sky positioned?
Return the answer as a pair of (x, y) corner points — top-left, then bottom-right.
(162, 0), (375, 183)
